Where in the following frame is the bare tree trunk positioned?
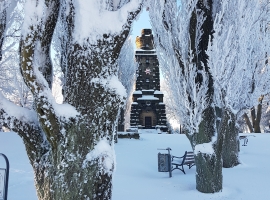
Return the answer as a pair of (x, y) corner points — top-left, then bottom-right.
(243, 96), (264, 133)
(251, 106), (256, 129)
(254, 96), (263, 132)
(243, 112), (253, 132)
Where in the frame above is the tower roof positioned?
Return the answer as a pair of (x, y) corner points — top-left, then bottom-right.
(135, 29), (154, 50)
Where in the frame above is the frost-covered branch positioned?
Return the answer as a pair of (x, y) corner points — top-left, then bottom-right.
(0, 92), (38, 133)
(0, 2), (33, 109)
(208, 0), (270, 114)
(118, 37), (137, 128)
(147, 0), (211, 133)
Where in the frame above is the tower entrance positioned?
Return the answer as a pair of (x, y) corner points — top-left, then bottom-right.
(145, 117), (152, 128)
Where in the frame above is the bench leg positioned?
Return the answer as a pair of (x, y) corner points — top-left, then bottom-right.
(242, 138), (248, 146)
(182, 166), (186, 174)
(188, 163), (195, 169)
(171, 165), (186, 174)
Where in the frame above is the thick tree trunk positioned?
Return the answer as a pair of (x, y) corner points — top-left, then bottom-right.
(17, 1), (142, 199)
(182, 108), (223, 194)
(220, 109), (240, 168)
(191, 107), (223, 193)
(33, 120), (117, 200)
(190, 0), (223, 193)
(195, 152), (223, 193)
(181, 0), (223, 193)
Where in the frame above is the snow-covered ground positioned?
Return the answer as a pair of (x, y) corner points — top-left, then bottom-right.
(0, 131), (270, 200)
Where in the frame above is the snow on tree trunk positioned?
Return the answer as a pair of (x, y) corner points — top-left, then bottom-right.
(1, 0), (142, 199)
(220, 109), (240, 168)
(195, 145), (223, 193)
(193, 107), (223, 193)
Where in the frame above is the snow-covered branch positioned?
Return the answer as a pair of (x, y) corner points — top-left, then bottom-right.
(0, 92), (38, 129)
(147, 0), (210, 133)
(0, 92), (46, 161)
(20, 0), (79, 150)
(72, 0), (142, 45)
(208, 0), (270, 114)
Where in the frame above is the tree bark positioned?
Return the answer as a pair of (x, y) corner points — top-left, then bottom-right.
(250, 106), (256, 129)
(195, 152), (223, 193)
(193, 107), (223, 193)
(0, 1), (6, 61)
(243, 96), (264, 133)
(40, 0), (61, 89)
(189, 0), (223, 193)
(220, 109), (240, 168)
(215, 107), (222, 131)
(254, 96), (263, 132)
(16, 1), (142, 199)
(243, 112), (253, 132)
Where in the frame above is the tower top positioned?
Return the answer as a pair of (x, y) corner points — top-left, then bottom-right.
(141, 29), (152, 35)
(135, 29), (154, 50)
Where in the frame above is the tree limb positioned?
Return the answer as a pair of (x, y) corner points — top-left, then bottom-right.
(40, 0), (60, 89)
(0, 92), (47, 163)
(20, 0), (62, 151)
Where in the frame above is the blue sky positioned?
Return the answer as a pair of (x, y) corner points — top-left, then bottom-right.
(130, 8), (152, 44)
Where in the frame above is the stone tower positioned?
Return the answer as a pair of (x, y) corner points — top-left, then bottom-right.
(130, 29), (167, 132)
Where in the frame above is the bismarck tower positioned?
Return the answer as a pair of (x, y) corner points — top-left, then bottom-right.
(130, 29), (168, 132)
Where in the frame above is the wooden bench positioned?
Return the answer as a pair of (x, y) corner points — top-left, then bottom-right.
(171, 151), (195, 174)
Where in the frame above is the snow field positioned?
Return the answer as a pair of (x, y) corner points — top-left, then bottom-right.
(0, 131), (270, 200)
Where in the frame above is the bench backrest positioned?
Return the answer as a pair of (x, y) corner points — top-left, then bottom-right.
(184, 151), (195, 164)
